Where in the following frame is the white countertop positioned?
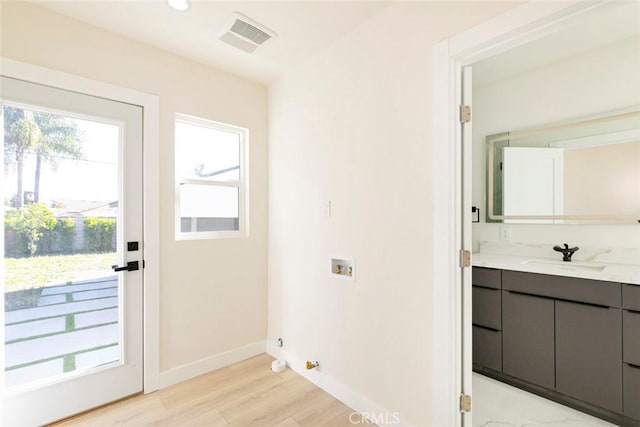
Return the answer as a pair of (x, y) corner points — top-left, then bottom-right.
(472, 242), (640, 285)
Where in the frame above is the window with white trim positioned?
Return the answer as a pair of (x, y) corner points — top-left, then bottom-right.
(175, 114), (248, 239)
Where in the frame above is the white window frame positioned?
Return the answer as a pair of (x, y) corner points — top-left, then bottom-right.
(174, 113), (249, 240)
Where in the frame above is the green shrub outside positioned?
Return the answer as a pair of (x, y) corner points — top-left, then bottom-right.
(83, 217), (116, 253)
(4, 203), (57, 257)
(39, 217), (76, 254)
(4, 207), (115, 257)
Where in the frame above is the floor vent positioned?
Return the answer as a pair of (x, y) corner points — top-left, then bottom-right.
(218, 13), (277, 53)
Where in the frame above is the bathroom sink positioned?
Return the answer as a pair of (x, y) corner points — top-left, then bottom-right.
(520, 258), (606, 271)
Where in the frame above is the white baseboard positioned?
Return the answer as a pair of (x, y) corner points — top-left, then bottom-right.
(159, 340), (266, 389)
(266, 343), (411, 427)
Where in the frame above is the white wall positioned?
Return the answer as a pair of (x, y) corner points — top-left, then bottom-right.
(0, 2), (268, 375)
(472, 35), (640, 250)
(267, 2), (518, 425)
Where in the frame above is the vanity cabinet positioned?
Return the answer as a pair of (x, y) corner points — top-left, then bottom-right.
(555, 300), (622, 412)
(622, 284), (640, 419)
(501, 270), (623, 412)
(473, 268), (636, 425)
(472, 267), (502, 371)
(502, 290), (555, 389)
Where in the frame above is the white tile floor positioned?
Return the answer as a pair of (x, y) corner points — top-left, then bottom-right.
(473, 373), (616, 427)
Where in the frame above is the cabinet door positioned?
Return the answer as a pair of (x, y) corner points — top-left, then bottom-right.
(624, 364), (640, 420)
(502, 291), (555, 389)
(555, 301), (622, 413)
(624, 310), (640, 366)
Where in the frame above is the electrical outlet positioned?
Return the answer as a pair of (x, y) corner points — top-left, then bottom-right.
(500, 227), (512, 241)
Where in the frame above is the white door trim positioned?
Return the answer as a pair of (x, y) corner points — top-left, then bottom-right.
(0, 57), (161, 393)
(431, 1), (612, 425)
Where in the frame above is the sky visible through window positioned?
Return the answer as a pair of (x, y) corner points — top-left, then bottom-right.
(4, 111), (119, 205)
(175, 121), (240, 181)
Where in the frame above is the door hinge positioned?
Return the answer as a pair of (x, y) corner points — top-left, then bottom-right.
(459, 105), (471, 123)
(460, 394), (472, 412)
(459, 249), (471, 268)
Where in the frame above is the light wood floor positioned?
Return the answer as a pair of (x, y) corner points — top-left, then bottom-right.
(50, 353), (373, 426)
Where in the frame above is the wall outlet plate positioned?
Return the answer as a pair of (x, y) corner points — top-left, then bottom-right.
(500, 227), (512, 241)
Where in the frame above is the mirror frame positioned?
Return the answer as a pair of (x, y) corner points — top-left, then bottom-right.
(486, 107), (640, 224)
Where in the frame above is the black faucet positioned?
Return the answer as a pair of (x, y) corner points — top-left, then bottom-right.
(553, 243), (579, 262)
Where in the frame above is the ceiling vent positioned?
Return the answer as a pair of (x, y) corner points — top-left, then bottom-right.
(218, 13), (277, 54)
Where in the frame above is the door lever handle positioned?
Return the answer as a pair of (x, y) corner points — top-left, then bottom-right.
(111, 261), (139, 272)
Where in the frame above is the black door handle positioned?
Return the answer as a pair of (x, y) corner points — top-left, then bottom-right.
(111, 261), (139, 272)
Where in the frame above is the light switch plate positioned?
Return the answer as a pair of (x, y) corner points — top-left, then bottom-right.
(324, 201), (331, 219)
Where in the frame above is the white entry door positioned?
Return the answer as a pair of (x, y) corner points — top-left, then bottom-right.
(1, 76), (143, 426)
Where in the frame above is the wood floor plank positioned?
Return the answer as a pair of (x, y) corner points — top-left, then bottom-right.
(217, 372), (314, 420)
(225, 382), (325, 426)
(274, 418), (302, 427)
(320, 408), (371, 427)
(150, 406), (228, 427)
(293, 394), (355, 427)
(52, 393), (167, 426)
(48, 353), (374, 427)
(160, 366), (285, 415)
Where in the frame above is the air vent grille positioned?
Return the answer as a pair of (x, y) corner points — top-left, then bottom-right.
(230, 19), (272, 45)
(218, 13), (277, 54)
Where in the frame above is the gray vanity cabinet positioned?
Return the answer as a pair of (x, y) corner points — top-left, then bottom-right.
(476, 269), (636, 424)
(472, 267), (502, 372)
(623, 284), (640, 420)
(502, 290), (555, 389)
(555, 300), (622, 413)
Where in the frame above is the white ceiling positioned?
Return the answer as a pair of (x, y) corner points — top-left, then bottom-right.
(474, 1), (640, 87)
(30, 0), (393, 85)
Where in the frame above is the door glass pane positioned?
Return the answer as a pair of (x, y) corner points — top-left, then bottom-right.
(3, 105), (121, 388)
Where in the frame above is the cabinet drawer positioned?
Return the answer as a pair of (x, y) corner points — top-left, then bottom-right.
(624, 310), (640, 366)
(624, 364), (640, 420)
(472, 286), (501, 330)
(623, 284), (640, 311)
(473, 326), (502, 372)
(503, 270), (621, 308)
(473, 267), (501, 289)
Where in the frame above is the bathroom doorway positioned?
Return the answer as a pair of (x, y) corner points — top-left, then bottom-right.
(433, 1), (640, 426)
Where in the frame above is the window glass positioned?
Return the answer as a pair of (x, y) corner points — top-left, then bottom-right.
(179, 184), (239, 232)
(175, 121), (240, 181)
(175, 114), (247, 239)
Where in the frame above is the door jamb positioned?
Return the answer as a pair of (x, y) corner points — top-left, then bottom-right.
(431, 1), (612, 425)
(0, 57), (161, 393)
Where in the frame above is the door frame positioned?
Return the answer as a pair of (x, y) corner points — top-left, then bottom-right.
(0, 57), (161, 393)
(431, 1), (613, 425)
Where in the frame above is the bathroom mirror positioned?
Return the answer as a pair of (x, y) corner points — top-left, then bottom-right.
(486, 107), (640, 224)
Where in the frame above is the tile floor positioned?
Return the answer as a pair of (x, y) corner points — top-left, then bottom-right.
(473, 373), (616, 427)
